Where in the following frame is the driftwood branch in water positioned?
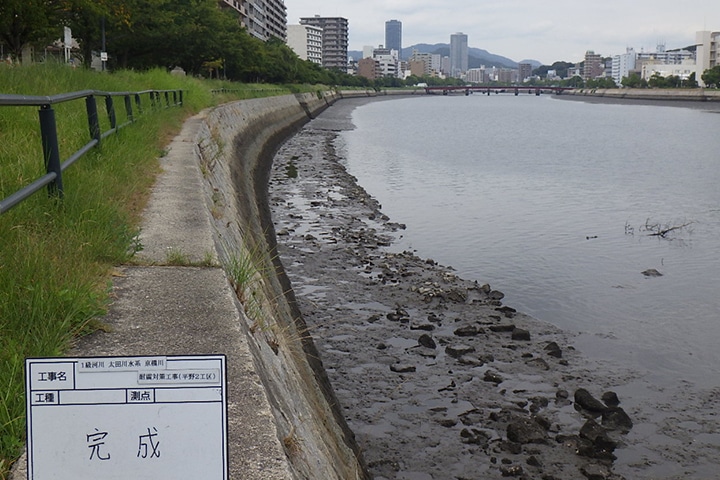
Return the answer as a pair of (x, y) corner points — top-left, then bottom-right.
(642, 219), (694, 238)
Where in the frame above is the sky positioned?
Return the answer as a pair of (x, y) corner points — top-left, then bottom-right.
(285, 1), (718, 65)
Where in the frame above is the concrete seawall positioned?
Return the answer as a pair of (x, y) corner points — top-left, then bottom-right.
(195, 91), (372, 479)
(9, 89), (421, 479)
(565, 88), (720, 102)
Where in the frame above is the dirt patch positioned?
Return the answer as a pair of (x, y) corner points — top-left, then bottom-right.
(267, 99), (647, 480)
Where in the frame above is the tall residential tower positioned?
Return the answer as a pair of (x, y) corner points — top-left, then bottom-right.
(450, 32), (468, 77)
(385, 20), (402, 59)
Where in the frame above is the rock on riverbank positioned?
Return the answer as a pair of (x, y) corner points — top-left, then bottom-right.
(268, 99), (637, 480)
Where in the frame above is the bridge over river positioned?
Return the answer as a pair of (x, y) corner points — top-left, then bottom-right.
(425, 85), (575, 96)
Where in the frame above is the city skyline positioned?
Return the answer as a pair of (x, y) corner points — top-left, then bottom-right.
(285, 0), (719, 65)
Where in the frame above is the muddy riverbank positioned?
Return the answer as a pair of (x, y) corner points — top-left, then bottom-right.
(267, 97), (649, 480)
(270, 95), (644, 480)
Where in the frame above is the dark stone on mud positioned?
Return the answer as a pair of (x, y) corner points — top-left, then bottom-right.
(601, 407), (633, 432)
(511, 328), (531, 341)
(499, 464), (524, 477)
(461, 428), (492, 446)
(529, 397), (550, 414)
(446, 288), (468, 303)
(446, 344), (476, 358)
(498, 441), (523, 454)
(545, 341), (563, 358)
(410, 323), (435, 331)
(390, 364), (416, 373)
(367, 314), (382, 323)
(507, 417), (548, 444)
(526, 358), (550, 370)
(489, 324), (516, 333)
(438, 418), (457, 428)
(479, 283), (492, 294)
(495, 306), (517, 317)
(601, 391), (620, 407)
(454, 325), (484, 337)
(526, 455), (542, 467)
(459, 409), (484, 426)
(578, 419), (617, 459)
(580, 463), (613, 480)
(427, 313), (442, 324)
(376, 343), (387, 350)
(418, 334), (437, 349)
(574, 388), (608, 415)
(457, 357), (481, 366)
(484, 370), (504, 384)
(489, 290), (505, 300)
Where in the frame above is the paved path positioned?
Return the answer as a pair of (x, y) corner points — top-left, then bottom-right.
(12, 112), (292, 479)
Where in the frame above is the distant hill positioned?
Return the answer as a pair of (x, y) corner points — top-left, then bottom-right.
(349, 43), (542, 69)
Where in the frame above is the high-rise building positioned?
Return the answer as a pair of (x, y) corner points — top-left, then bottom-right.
(287, 24), (323, 65)
(450, 32), (468, 77)
(583, 50), (604, 81)
(385, 20), (402, 59)
(300, 16), (349, 70)
(219, 0), (287, 41)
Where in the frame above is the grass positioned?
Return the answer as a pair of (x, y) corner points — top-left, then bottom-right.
(0, 62), (301, 478)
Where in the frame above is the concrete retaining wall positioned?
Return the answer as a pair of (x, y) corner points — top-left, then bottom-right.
(195, 92), (370, 479)
(566, 88), (720, 102)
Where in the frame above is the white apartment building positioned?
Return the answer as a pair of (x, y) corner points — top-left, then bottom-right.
(287, 24), (323, 65)
(696, 30), (720, 86)
(612, 48), (637, 85)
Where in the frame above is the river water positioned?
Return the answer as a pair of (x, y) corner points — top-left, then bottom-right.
(337, 94), (720, 476)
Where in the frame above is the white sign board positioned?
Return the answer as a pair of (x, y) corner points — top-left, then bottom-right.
(26, 355), (227, 480)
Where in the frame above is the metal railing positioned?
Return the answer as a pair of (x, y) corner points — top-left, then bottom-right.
(0, 88), (184, 214)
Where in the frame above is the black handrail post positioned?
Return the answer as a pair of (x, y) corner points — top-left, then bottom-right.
(124, 95), (134, 122)
(86, 95), (101, 145)
(179, 90), (184, 105)
(135, 93), (142, 114)
(164, 91), (170, 107)
(38, 104), (64, 198)
(105, 95), (117, 130)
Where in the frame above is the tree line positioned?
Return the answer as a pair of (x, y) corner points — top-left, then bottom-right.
(0, 0), (363, 85)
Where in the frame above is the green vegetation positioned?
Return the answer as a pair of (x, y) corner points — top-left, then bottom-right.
(0, 0), (367, 86)
(701, 65), (720, 88)
(0, 63), (292, 478)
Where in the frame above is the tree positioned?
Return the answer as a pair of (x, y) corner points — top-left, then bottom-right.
(586, 77), (617, 89)
(701, 65), (720, 88)
(621, 73), (647, 88)
(0, 0), (63, 59)
(682, 72), (698, 88)
(564, 75), (584, 87)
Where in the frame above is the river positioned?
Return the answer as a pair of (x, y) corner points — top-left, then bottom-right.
(336, 93), (720, 478)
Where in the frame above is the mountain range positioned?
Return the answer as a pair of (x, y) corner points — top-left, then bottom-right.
(349, 43), (542, 69)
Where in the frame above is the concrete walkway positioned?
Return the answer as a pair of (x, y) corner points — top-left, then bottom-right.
(12, 113), (293, 479)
